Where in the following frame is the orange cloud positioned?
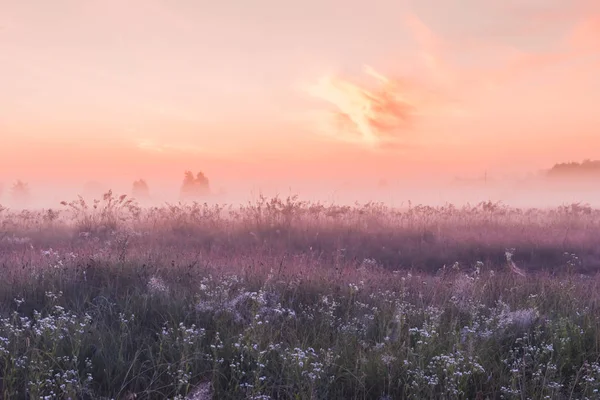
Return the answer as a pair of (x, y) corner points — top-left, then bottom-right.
(305, 6), (600, 151)
(306, 67), (417, 148)
(303, 14), (474, 149)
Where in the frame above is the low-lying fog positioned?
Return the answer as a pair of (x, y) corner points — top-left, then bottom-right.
(1, 175), (598, 210)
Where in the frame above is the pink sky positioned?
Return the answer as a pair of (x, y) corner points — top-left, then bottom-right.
(1, 0), (599, 193)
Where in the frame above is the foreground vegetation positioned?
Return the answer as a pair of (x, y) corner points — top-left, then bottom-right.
(1, 194), (600, 399)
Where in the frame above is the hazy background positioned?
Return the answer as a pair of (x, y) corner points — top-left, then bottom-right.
(1, 0), (599, 208)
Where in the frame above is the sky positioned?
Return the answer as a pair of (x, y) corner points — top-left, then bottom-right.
(1, 0), (599, 203)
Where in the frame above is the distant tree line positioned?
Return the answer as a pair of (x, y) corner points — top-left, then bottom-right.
(11, 180), (30, 204)
(0, 170), (211, 206)
(131, 171), (211, 201)
(130, 171), (211, 202)
(180, 171), (210, 200)
(132, 179), (151, 202)
(0, 180), (31, 206)
(547, 159), (600, 178)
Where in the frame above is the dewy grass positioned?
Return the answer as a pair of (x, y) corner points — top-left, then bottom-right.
(1, 193), (600, 399)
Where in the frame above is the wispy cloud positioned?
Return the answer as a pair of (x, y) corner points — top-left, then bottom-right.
(305, 5), (599, 150)
(306, 67), (415, 148)
(303, 13), (474, 149)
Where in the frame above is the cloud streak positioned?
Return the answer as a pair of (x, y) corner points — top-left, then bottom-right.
(304, 13), (474, 149)
(306, 67), (417, 148)
(305, 5), (599, 150)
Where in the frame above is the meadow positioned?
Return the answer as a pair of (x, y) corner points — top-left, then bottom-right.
(1, 192), (600, 399)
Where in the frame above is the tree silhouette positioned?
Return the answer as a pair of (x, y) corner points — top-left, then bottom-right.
(180, 170), (210, 200)
(132, 179), (151, 202)
(547, 159), (600, 178)
(11, 180), (30, 205)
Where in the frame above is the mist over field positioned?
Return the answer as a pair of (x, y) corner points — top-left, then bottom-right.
(1, 170), (599, 210)
(2, 0), (600, 398)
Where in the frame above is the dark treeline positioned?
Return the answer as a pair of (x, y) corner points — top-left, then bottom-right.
(547, 159), (600, 178)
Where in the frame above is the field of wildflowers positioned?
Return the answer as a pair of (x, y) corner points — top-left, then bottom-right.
(1, 193), (600, 399)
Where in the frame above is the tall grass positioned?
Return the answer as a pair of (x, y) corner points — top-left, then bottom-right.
(0, 193), (599, 399)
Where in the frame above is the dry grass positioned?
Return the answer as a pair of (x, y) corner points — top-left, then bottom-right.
(1, 193), (599, 275)
(0, 193), (600, 399)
